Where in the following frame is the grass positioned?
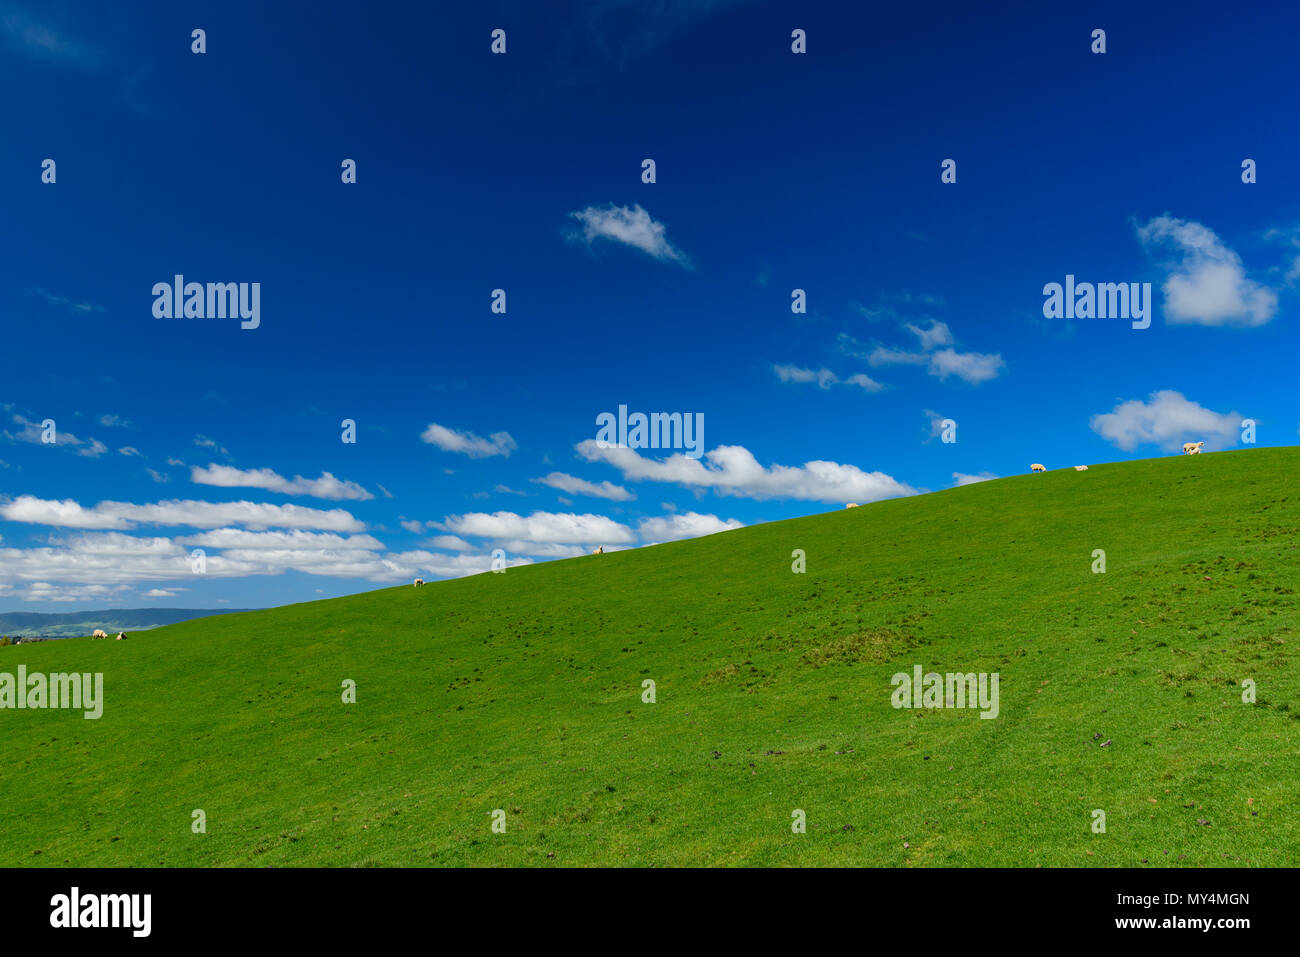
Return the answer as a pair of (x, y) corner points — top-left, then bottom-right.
(2, 447), (1297, 867)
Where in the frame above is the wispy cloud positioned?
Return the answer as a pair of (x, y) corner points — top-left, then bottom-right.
(567, 203), (691, 267)
(773, 364), (884, 392)
(1, 6), (104, 68)
(29, 288), (104, 314)
(190, 464), (374, 501)
(420, 423), (516, 459)
(532, 472), (635, 502)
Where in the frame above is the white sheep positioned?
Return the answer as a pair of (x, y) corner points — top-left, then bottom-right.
(91, 629), (108, 639)
(116, 632), (127, 640)
(413, 578), (424, 587)
(1030, 464), (1046, 472)
(1183, 441), (1204, 455)
(845, 503), (859, 509)
(1073, 465), (1089, 471)
(594, 546), (604, 555)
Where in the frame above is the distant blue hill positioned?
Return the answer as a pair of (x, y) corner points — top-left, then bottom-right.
(0, 608), (256, 638)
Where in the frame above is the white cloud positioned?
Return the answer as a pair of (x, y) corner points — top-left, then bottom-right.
(842, 373), (884, 392)
(904, 320), (954, 350)
(576, 440), (917, 504)
(532, 472), (635, 501)
(146, 468), (170, 483)
(441, 510), (636, 546)
(925, 348), (1005, 384)
(1, 410), (106, 455)
(867, 346), (928, 367)
(0, 495), (365, 532)
(774, 364), (839, 389)
(568, 203), (690, 266)
(190, 463), (373, 501)
(854, 327), (1004, 386)
(143, 588), (179, 598)
(424, 535), (472, 551)
(193, 434), (230, 457)
(99, 414), (133, 428)
(177, 529), (385, 551)
(953, 472), (998, 486)
(0, 496), (128, 529)
(774, 365), (883, 393)
(118, 446), (142, 457)
(1136, 215), (1277, 327)
(1089, 390), (1241, 452)
(492, 541), (591, 559)
(420, 423), (516, 459)
(637, 512), (743, 542)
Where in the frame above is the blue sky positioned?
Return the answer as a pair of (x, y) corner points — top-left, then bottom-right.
(3, 0), (1298, 612)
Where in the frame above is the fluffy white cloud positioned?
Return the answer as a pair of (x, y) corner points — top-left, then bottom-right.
(0, 495), (365, 531)
(568, 203), (690, 266)
(0, 528), (526, 589)
(0, 496), (130, 529)
(926, 348), (1005, 384)
(576, 440), (917, 504)
(424, 534), (472, 551)
(1089, 390), (1241, 452)
(637, 512), (743, 542)
(0, 533), (262, 585)
(1137, 216), (1277, 327)
(190, 463), (373, 501)
(420, 423), (516, 459)
(441, 510), (636, 545)
(532, 471), (635, 501)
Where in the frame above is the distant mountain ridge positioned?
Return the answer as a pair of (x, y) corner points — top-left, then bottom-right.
(0, 607), (255, 638)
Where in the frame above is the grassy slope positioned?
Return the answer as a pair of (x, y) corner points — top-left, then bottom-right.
(2, 448), (1297, 867)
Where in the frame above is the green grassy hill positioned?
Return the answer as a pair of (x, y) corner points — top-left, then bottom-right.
(3, 448), (1297, 867)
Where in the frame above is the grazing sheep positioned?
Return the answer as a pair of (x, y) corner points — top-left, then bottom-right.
(1183, 441), (1205, 455)
(91, 629), (108, 639)
(594, 546), (604, 555)
(116, 632), (127, 640)
(845, 503), (859, 509)
(413, 578), (424, 587)
(1030, 464), (1046, 472)
(1073, 465), (1089, 471)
